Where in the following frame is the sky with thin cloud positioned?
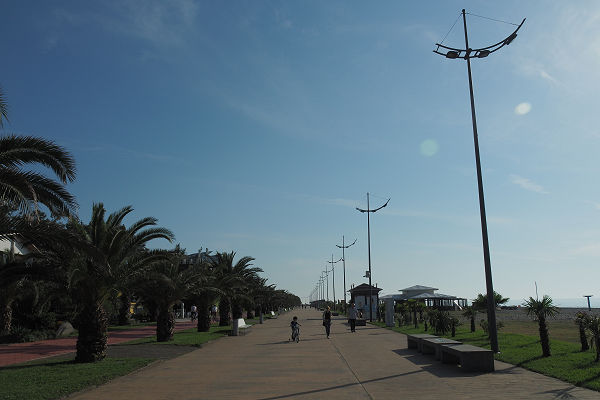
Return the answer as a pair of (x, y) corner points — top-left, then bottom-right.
(2, 1), (600, 306)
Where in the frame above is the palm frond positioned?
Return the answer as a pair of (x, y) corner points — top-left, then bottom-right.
(0, 135), (76, 182)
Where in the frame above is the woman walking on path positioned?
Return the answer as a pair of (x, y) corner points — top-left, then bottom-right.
(323, 306), (332, 338)
(348, 303), (357, 333)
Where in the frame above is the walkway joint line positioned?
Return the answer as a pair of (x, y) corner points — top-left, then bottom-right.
(331, 337), (374, 400)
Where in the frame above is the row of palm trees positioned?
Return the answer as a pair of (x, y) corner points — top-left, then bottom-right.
(0, 97), (300, 362)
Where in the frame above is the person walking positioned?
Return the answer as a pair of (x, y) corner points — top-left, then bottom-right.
(348, 303), (357, 333)
(323, 306), (332, 338)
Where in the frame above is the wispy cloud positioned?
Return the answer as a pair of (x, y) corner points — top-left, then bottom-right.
(584, 200), (600, 211)
(515, 5), (600, 94)
(299, 195), (359, 209)
(49, 0), (201, 50)
(509, 174), (549, 194)
(569, 242), (600, 257)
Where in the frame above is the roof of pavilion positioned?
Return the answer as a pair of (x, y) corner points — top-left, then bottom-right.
(399, 285), (439, 292)
(380, 292), (465, 301)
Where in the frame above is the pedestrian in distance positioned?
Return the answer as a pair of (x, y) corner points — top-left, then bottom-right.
(323, 306), (332, 338)
(190, 304), (198, 322)
(348, 303), (358, 333)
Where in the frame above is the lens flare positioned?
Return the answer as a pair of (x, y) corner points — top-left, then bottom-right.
(515, 102), (532, 115)
(420, 139), (439, 157)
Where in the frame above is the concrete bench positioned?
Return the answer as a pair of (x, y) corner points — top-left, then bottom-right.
(270, 311), (277, 319)
(420, 337), (461, 360)
(233, 318), (252, 336)
(440, 344), (494, 372)
(406, 333), (438, 352)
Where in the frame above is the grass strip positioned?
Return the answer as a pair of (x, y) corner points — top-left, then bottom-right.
(0, 356), (153, 400)
(121, 325), (231, 346)
(370, 321), (600, 391)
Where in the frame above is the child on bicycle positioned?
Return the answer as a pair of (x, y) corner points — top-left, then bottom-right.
(290, 316), (300, 342)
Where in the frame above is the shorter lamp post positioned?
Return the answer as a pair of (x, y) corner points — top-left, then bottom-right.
(356, 192), (389, 322)
(584, 295), (593, 311)
(337, 236), (357, 313)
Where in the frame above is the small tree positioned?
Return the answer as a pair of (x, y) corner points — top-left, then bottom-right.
(575, 311), (590, 352)
(472, 291), (510, 312)
(462, 306), (477, 332)
(523, 295), (559, 357)
(450, 317), (460, 337)
(586, 315), (600, 362)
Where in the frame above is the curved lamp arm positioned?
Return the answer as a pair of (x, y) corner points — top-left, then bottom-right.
(433, 18), (525, 59)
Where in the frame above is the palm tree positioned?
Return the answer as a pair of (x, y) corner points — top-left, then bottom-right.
(68, 203), (174, 362)
(462, 306), (477, 332)
(586, 315), (600, 362)
(575, 311), (590, 352)
(523, 295), (559, 357)
(0, 87), (9, 128)
(191, 251), (222, 332)
(0, 210), (79, 335)
(211, 252), (262, 326)
(450, 316), (460, 337)
(472, 291), (510, 312)
(135, 248), (204, 341)
(0, 135), (76, 217)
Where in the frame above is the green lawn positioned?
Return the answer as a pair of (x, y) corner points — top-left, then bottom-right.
(121, 325), (231, 346)
(0, 356), (154, 400)
(371, 321), (600, 391)
(0, 324), (233, 400)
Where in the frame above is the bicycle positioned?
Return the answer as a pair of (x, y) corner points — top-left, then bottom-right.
(291, 325), (300, 343)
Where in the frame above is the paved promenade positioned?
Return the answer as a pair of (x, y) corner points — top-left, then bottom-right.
(0, 320), (196, 367)
(68, 308), (600, 400)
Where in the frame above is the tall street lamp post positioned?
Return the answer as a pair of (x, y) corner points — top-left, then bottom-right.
(327, 255), (342, 310)
(337, 236), (357, 313)
(356, 193), (390, 322)
(433, 9), (525, 353)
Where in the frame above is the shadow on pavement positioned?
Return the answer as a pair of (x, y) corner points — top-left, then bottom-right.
(257, 370), (422, 400)
(535, 386), (583, 399)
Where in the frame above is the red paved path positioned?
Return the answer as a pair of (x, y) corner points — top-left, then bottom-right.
(0, 320), (197, 367)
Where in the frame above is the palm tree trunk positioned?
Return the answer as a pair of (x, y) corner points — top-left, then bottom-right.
(470, 316), (476, 332)
(231, 300), (243, 320)
(75, 302), (108, 363)
(197, 295), (211, 332)
(219, 297), (231, 326)
(579, 323), (589, 351)
(538, 316), (551, 357)
(595, 335), (600, 362)
(117, 292), (131, 326)
(157, 307), (175, 342)
(0, 301), (13, 336)
(413, 308), (418, 328)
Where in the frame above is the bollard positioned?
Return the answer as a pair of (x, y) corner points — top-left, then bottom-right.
(385, 298), (394, 327)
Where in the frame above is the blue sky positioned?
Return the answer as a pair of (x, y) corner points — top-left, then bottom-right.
(3, 1), (600, 307)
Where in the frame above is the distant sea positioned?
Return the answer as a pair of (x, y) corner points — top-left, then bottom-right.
(508, 298), (596, 308)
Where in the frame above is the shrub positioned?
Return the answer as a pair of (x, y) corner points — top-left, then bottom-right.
(480, 319), (504, 334)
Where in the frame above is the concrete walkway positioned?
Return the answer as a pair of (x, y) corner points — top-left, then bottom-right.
(69, 308), (600, 400)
